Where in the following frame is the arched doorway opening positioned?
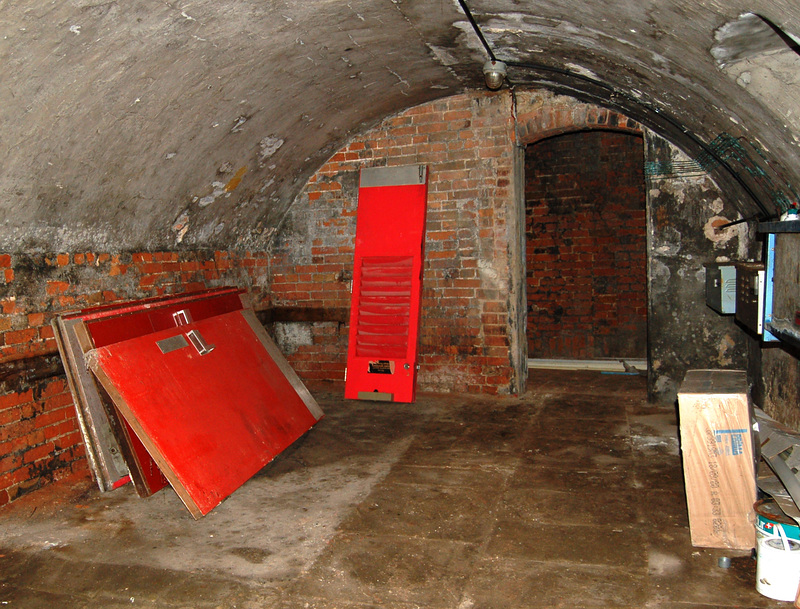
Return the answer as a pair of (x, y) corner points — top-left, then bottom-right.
(524, 129), (648, 366)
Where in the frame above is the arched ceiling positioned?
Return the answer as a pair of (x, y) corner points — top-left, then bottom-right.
(2, 0), (799, 252)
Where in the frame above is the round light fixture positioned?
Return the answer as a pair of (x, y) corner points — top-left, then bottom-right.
(483, 60), (507, 90)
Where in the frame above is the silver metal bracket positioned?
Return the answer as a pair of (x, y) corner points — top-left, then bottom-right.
(187, 329), (215, 355)
(173, 309), (193, 327)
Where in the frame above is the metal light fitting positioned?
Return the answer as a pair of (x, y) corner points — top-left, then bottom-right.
(483, 60), (507, 90)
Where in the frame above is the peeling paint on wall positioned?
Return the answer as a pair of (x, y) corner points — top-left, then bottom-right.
(703, 215), (739, 247)
(171, 211), (189, 243)
(478, 258), (506, 290)
(716, 333), (736, 366)
(645, 134), (754, 403)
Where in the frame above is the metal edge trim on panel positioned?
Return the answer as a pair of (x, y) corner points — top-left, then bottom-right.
(357, 391), (394, 402)
(76, 320), (155, 499)
(55, 317), (130, 490)
(360, 164), (427, 188)
(63, 287), (243, 322)
(52, 317), (106, 491)
(240, 309), (325, 421)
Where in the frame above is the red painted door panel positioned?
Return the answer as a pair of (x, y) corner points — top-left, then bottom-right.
(77, 288), (247, 346)
(86, 309), (323, 518)
(344, 165), (428, 403)
(82, 289), (247, 495)
(57, 288), (246, 496)
(65, 287), (244, 321)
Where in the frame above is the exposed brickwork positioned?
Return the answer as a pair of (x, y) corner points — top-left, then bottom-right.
(274, 91), (517, 394)
(0, 377), (87, 507)
(525, 130), (648, 359)
(514, 90), (642, 145)
(273, 91), (646, 389)
(0, 250), (272, 363)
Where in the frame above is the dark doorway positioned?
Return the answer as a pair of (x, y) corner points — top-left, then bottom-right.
(525, 129), (647, 361)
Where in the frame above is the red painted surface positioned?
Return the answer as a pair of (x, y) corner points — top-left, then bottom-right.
(73, 287), (245, 495)
(344, 167), (428, 403)
(88, 310), (322, 517)
(64, 287), (242, 321)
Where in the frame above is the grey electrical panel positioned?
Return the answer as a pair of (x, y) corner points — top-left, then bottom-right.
(704, 263), (737, 314)
(735, 262), (765, 335)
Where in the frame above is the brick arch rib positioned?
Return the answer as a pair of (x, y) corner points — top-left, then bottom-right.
(516, 103), (642, 148)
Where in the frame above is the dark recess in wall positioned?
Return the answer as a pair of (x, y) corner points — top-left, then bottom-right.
(525, 129), (648, 360)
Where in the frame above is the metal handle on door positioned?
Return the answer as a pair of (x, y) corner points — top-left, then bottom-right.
(186, 329), (215, 355)
(173, 309), (193, 326)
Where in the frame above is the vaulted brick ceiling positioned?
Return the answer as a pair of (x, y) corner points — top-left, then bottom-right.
(2, 1), (799, 252)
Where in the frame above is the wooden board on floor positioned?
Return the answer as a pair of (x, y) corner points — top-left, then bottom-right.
(86, 309), (324, 518)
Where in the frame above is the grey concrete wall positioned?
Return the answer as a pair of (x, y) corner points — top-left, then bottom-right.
(644, 134), (758, 404)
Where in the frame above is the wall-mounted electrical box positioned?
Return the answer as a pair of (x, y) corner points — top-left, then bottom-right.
(704, 263), (737, 314)
(735, 262), (765, 335)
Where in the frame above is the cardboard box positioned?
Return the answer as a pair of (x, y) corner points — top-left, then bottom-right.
(677, 369), (756, 550)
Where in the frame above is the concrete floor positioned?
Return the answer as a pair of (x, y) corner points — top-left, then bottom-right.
(0, 370), (787, 608)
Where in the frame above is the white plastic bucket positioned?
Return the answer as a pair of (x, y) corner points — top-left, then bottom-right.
(756, 525), (800, 602)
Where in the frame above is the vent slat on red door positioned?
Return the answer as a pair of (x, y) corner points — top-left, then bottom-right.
(355, 256), (413, 358)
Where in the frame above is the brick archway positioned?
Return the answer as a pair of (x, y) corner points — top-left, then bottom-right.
(515, 101), (642, 147)
(512, 94), (647, 363)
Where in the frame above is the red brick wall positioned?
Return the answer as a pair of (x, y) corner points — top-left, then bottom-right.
(0, 249), (271, 507)
(525, 130), (647, 359)
(272, 92), (517, 394)
(0, 377), (84, 507)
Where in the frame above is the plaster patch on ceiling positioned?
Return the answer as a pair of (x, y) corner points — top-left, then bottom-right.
(563, 63), (597, 79)
(481, 13), (642, 54)
(198, 182), (227, 208)
(386, 67), (410, 93)
(650, 52), (671, 71)
(230, 116), (248, 133)
(721, 48), (800, 139)
(427, 44), (458, 67)
(452, 20), (488, 57)
(194, 220), (226, 242)
(258, 136), (284, 167)
(712, 13), (800, 68)
(474, 11), (678, 85)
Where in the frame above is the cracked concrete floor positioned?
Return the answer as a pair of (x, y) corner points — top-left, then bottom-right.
(0, 370), (786, 608)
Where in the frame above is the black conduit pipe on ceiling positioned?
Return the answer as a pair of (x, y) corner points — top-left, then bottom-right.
(456, 0), (773, 222)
